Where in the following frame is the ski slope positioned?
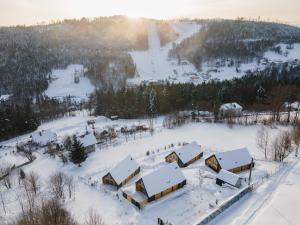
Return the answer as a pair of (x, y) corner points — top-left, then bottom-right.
(128, 21), (202, 85)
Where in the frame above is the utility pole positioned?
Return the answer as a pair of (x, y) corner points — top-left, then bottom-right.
(248, 158), (254, 185)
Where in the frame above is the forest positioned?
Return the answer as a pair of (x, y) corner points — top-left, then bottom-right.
(0, 16), (176, 101)
(170, 19), (300, 69)
(93, 62), (300, 119)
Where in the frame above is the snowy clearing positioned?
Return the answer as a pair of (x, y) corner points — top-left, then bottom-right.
(45, 64), (95, 102)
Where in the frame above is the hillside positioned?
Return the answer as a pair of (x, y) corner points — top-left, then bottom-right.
(0, 16), (176, 100)
(170, 19), (300, 69)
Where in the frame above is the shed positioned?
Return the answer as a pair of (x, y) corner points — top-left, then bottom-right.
(205, 148), (254, 173)
(31, 130), (57, 146)
(165, 142), (203, 167)
(135, 162), (186, 202)
(102, 155), (140, 189)
(216, 169), (242, 188)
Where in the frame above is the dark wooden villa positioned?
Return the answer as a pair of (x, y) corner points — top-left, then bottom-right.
(205, 148), (254, 173)
(165, 142), (203, 167)
(102, 155), (140, 189)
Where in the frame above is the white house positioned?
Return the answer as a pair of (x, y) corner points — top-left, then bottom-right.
(0, 94), (10, 102)
(78, 133), (97, 153)
(219, 102), (243, 117)
(216, 169), (242, 188)
(31, 130), (57, 146)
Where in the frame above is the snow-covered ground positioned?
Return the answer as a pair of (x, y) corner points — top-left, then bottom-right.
(208, 156), (300, 225)
(45, 64), (95, 102)
(0, 113), (294, 225)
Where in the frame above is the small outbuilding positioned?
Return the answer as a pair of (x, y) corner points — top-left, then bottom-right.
(135, 162), (186, 202)
(165, 142), (203, 167)
(31, 130), (57, 147)
(102, 155), (140, 189)
(219, 102), (243, 117)
(205, 148), (254, 173)
(78, 133), (97, 153)
(216, 169), (242, 188)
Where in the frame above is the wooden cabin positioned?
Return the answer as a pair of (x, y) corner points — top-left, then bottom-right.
(216, 169), (242, 188)
(205, 148), (254, 173)
(165, 142), (203, 167)
(102, 155), (140, 189)
(135, 162), (186, 202)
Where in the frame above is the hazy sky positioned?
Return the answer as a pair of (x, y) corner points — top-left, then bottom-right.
(0, 0), (299, 26)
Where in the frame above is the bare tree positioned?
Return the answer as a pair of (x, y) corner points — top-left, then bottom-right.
(0, 189), (6, 215)
(84, 209), (105, 225)
(272, 131), (293, 161)
(0, 160), (12, 189)
(11, 197), (78, 225)
(49, 172), (66, 200)
(256, 125), (270, 159)
(292, 123), (300, 157)
(25, 172), (40, 196)
(65, 175), (75, 199)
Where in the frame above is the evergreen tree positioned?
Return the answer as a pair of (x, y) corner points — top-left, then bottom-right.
(69, 135), (87, 166)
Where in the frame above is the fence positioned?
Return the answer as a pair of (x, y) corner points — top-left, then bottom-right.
(195, 186), (252, 225)
(195, 162), (288, 225)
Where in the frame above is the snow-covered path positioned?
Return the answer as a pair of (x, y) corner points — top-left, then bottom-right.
(128, 21), (201, 84)
(249, 158), (300, 225)
(209, 157), (300, 225)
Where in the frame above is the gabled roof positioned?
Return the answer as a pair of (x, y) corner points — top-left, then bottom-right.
(174, 142), (202, 164)
(31, 130), (57, 145)
(217, 169), (241, 186)
(220, 102), (242, 111)
(0, 94), (10, 101)
(78, 133), (97, 148)
(214, 148), (252, 170)
(141, 162), (186, 197)
(109, 155), (140, 185)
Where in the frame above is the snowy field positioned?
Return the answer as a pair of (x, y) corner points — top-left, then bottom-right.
(128, 21), (300, 85)
(45, 64), (95, 102)
(1, 112), (296, 225)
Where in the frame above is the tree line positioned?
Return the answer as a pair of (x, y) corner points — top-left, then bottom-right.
(93, 63), (300, 119)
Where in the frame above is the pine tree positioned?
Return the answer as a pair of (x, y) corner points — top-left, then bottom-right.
(69, 135), (87, 166)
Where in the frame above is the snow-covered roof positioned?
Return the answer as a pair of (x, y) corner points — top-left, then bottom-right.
(78, 133), (97, 148)
(214, 148), (252, 170)
(141, 162), (186, 197)
(220, 103), (243, 111)
(0, 94), (10, 101)
(109, 155), (140, 185)
(174, 142), (203, 164)
(291, 102), (300, 110)
(217, 169), (240, 186)
(31, 130), (57, 146)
